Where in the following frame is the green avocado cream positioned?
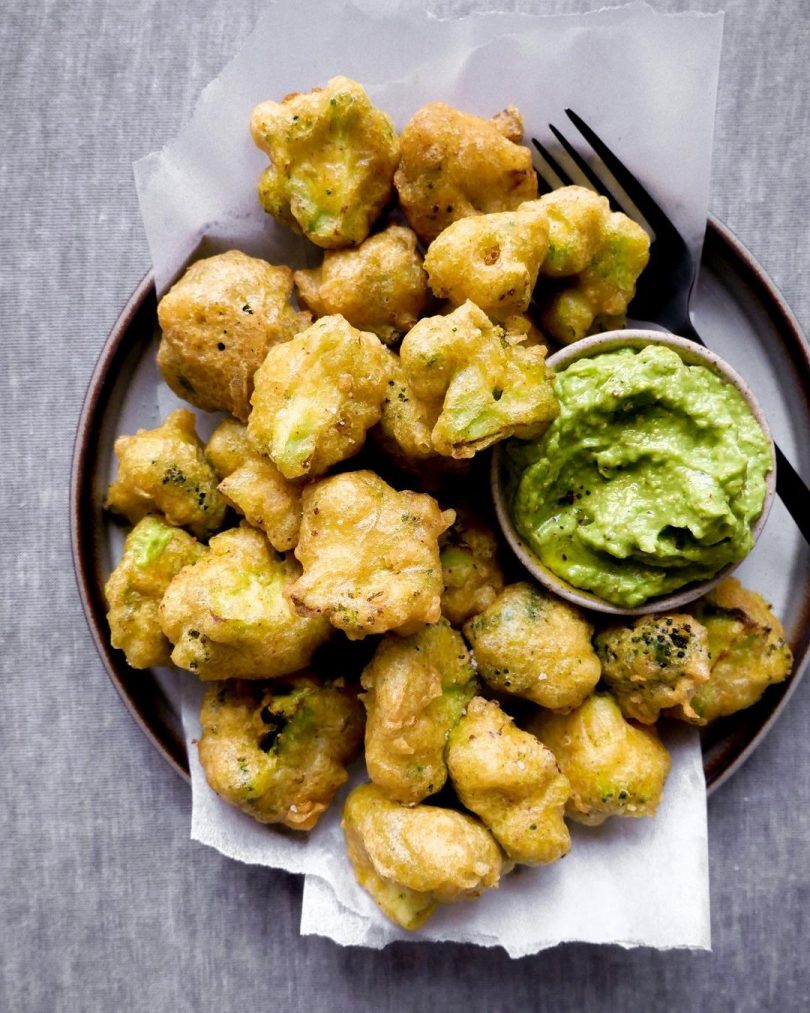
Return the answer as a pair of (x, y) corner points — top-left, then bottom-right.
(506, 345), (772, 607)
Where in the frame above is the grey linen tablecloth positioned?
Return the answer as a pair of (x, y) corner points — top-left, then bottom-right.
(2, 1), (809, 1010)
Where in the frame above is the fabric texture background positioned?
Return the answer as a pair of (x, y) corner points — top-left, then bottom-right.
(1, 1), (808, 1010)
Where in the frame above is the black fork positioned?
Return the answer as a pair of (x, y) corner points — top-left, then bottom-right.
(532, 110), (810, 545)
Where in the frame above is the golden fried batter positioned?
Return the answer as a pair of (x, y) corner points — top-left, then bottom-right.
(399, 301), (558, 458)
(198, 675), (363, 830)
(447, 697), (571, 865)
(424, 202), (549, 320)
(287, 471), (454, 640)
(159, 524), (330, 679)
(361, 619), (477, 804)
(537, 186), (608, 278)
(597, 613), (711, 724)
(464, 582), (600, 710)
(251, 76), (399, 248)
(156, 251), (310, 421)
(670, 577), (793, 725)
(439, 506), (504, 627)
(104, 515), (205, 669)
(501, 312), (548, 349)
(342, 782), (507, 930)
(373, 348), (442, 467)
(534, 186), (650, 344)
(205, 419), (302, 551)
(528, 694), (671, 826)
(248, 314), (391, 480)
(394, 102), (538, 244)
(295, 225), (428, 344)
(105, 409), (227, 538)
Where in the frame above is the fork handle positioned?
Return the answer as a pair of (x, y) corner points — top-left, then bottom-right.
(673, 317), (810, 544)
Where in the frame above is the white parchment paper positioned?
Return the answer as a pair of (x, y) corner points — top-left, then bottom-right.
(142, 0), (723, 955)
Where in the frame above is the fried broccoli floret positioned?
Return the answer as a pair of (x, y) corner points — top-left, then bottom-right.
(596, 613), (711, 723)
(447, 697), (571, 866)
(205, 419), (303, 552)
(247, 314), (391, 480)
(527, 694), (671, 826)
(342, 782), (507, 930)
(156, 251), (310, 421)
(439, 505), (504, 627)
(534, 186), (650, 344)
(104, 515), (205, 669)
(424, 202), (549, 320)
(250, 76), (399, 248)
(394, 102), (538, 244)
(537, 185), (608, 277)
(287, 471), (454, 640)
(373, 348), (442, 466)
(669, 577), (793, 725)
(361, 619), (477, 805)
(158, 524), (330, 679)
(198, 675), (364, 830)
(399, 301), (558, 458)
(295, 225), (428, 344)
(464, 582), (600, 710)
(105, 409), (227, 538)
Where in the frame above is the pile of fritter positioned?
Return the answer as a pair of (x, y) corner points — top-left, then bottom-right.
(104, 77), (793, 931)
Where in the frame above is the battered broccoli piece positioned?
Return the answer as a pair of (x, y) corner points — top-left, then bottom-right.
(464, 582), (600, 710)
(248, 314), (391, 480)
(105, 409), (227, 538)
(373, 348), (442, 469)
(439, 506), (504, 627)
(669, 577), (793, 725)
(528, 694), (671, 826)
(295, 225), (428, 344)
(424, 202), (549, 320)
(342, 782), (507, 930)
(394, 102), (538, 244)
(156, 251), (310, 421)
(448, 697), (571, 865)
(535, 187), (650, 345)
(501, 312), (548, 349)
(104, 515), (205, 669)
(205, 419), (303, 552)
(537, 186), (608, 278)
(361, 619), (477, 805)
(287, 471), (455, 640)
(596, 613), (711, 724)
(250, 76), (399, 248)
(399, 301), (558, 458)
(198, 675), (364, 830)
(158, 524), (330, 679)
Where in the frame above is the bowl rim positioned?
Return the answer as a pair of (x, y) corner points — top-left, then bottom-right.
(490, 328), (777, 616)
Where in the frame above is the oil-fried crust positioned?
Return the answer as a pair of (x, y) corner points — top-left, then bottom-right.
(251, 76), (399, 248)
(198, 675), (364, 830)
(158, 524), (330, 679)
(287, 470), (454, 640)
(528, 694), (671, 826)
(394, 102), (537, 244)
(448, 697), (571, 865)
(342, 782), (507, 929)
(464, 582), (600, 710)
(157, 250), (310, 421)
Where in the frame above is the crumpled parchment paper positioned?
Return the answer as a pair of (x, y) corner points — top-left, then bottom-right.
(139, 0), (723, 956)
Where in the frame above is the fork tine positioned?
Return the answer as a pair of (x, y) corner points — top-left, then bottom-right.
(534, 169), (555, 196)
(565, 109), (676, 235)
(531, 138), (574, 187)
(547, 124), (622, 212)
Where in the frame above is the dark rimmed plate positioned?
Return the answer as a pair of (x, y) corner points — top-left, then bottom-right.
(71, 215), (810, 790)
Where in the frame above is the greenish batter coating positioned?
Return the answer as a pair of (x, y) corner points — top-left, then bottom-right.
(105, 515), (205, 669)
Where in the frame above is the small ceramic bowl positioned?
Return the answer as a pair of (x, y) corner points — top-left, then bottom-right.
(490, 330), (777, 616)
